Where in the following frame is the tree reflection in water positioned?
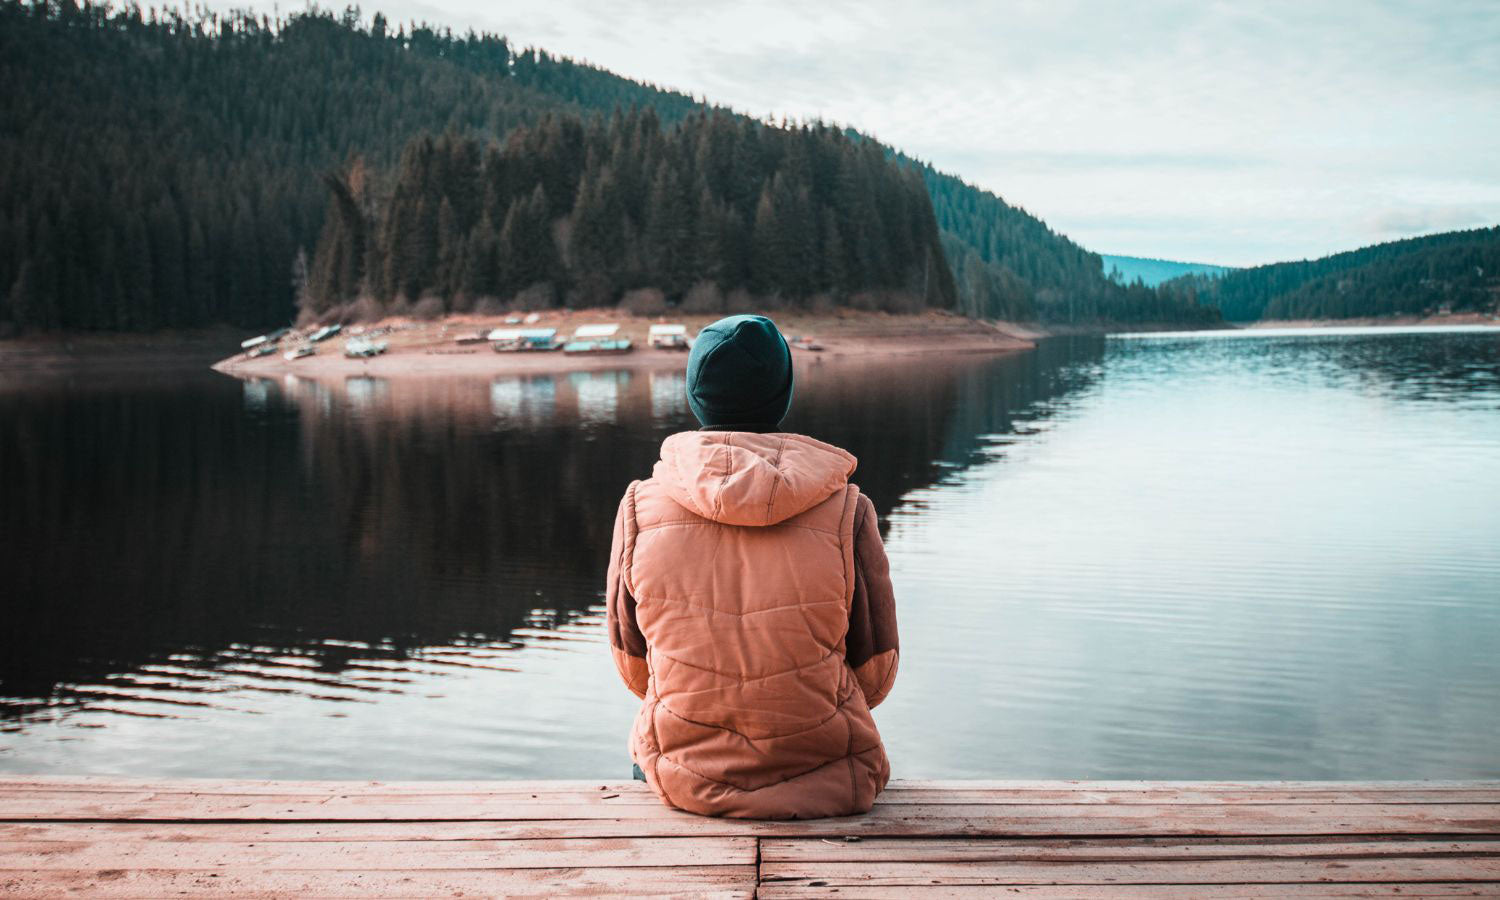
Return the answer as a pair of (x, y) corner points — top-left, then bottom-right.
(0, 340), (1103, 729)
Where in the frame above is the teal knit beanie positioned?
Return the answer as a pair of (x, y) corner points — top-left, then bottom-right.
(685, 314), (795, 427)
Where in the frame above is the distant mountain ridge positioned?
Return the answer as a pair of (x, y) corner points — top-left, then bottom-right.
(1101, 254), (1232, 288)
(1159, 227), (1500, 321)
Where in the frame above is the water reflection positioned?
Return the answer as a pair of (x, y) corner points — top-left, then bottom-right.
(3, 328), (1498, 780)
(1, 347), (1099, 735)
(344, 375), (390, 412)
(649, 370), (687, 421)
(570, 370), (630, 426)
(490, 376), (557, 426)
(241, 377), (273, 412)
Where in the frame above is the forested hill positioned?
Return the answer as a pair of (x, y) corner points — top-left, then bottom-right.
(918, 164), (1203, 324)
(307, 113), (955, 317)
(1161, 227), (1500, 321)
(0, 2), (1215, 332)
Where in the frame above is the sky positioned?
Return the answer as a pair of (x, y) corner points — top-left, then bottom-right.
(234, 0), (1498, 267)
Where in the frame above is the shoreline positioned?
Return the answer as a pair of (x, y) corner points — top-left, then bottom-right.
(0, 327), (242, 375)
(1244, 312), (1500, 329)
(209, 310), (1037, 380)
(6, 311), (1495, 379)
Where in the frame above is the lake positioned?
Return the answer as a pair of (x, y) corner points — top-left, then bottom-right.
(3, 326), (1499, 780)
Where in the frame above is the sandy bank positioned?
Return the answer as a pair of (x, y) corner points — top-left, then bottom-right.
(211, 310), (1036, 380)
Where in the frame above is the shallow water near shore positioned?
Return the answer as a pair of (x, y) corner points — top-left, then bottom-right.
(3, 325), (1499, 780)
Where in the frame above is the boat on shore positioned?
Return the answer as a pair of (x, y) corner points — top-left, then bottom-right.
(240, 326), (290, 351)
(564, 323), (633, 355)
(490, 327), (564, 352)
(308, 324), (342, 343)
(283, 345), (316, 361)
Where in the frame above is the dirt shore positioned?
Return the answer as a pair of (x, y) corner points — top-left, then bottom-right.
(210, 310), (1036, 380)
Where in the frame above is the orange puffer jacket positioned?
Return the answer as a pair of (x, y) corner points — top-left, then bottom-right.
(606, 430), (899, 819)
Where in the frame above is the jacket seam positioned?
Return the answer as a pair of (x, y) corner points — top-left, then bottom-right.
(867, 650), (899, 705)
(658, 741), (884, 796)
(653, 695), (881, 758)
(762, 435), (787, 524)
(655, 693), (843, 742)
(712, 434), (734, 520)
(841, 485), (859, 620)
(635, 594), (845, 617)
(636, 519), (841, 537)
(622, 480), (640, 600)
(654, 646), (839, 684)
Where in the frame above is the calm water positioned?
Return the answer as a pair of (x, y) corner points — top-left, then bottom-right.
(3, 326), (1499, 779)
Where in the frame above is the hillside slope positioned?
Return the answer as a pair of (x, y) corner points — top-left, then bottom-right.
(0, 3), (1215, 332)
(1162, 227), (1500, 321)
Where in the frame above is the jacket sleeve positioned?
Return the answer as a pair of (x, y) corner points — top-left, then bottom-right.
(606, 483), (649, 699)
(847, 492), (899, 708)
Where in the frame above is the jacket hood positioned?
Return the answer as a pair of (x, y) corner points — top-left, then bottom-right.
(653, 431), (856, 527)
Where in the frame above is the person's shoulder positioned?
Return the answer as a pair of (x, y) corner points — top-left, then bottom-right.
(848, 488), (880, 530)
(624, 476), (696, 527)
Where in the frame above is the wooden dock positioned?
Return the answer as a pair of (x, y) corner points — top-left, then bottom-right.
(2, 778), (1497, 897)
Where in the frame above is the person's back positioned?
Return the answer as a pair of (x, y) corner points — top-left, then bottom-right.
(606, 315), (899, 819)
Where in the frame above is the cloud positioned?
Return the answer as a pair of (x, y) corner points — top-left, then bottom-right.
(211, 0), (1500, 266)
(1365, 206), (1490, 236)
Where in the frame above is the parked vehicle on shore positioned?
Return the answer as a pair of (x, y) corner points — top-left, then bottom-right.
(648, 323), (690, 349)
(343, 337), (388, 358)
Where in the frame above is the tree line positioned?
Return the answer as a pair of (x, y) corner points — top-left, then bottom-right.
(919, 164), (1221, 325)
(1, 1), (1218, 333)
(304, 110), (954, 316)
(1163, 227), (1500, 321)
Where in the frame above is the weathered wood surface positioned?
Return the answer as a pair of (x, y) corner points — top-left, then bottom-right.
(1, 779), (1496, 897)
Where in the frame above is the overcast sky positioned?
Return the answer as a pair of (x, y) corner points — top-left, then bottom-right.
(240, 0), (1498, 266)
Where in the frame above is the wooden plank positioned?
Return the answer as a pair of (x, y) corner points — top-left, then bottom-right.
(10, 822), (1498, 848)
(0, 777), (646, 793)
(0, 778), (1494, 898)
(759, 886), (1498, 898)
(0, 866), (757, 898)
(757, 857), (1500, 885)
(4, 777), (1494, 794)
(892, 780), (1500, 792)
(861, 788), (1500, 805)
(1, 835), (756, 870)
(4, 797), (1496, 838)
(3, 811), (1498, 841)
(760, 836), (1500, 862)
(9, 784), (1500, 806)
